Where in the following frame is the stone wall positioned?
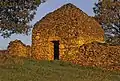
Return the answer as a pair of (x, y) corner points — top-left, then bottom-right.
(1, 39), (120, 70)
(7, 40), (31, 57)
(61, 41), (120, 69)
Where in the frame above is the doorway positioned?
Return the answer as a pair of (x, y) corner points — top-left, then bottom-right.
(51, 40), (59, 60)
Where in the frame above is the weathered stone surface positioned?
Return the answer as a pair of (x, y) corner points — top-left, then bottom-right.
(32, 3), (104, 60)
(65, 42), (120, 69)
(7, 40), (31, 57)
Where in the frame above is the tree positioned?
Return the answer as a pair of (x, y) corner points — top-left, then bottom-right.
(0, 0), (46, 38)
(93, 0), (120, 44)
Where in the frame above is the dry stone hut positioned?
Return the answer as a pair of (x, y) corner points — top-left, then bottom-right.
(32, 3), (104, 60)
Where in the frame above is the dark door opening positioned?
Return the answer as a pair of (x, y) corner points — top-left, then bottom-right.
(51, 41), (59, 60)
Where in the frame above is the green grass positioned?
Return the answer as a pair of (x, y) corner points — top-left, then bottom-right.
(0, 57), (120, 81)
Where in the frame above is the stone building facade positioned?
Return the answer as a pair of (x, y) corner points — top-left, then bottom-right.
(32, 3), (104, 60)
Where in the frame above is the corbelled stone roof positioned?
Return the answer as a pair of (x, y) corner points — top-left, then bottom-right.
(33, 3), (104, 43)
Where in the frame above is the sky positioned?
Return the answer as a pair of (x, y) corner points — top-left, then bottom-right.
(0, 0), (98, 49)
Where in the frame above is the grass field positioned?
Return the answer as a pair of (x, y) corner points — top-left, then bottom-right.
(0, 57), (120, 81)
